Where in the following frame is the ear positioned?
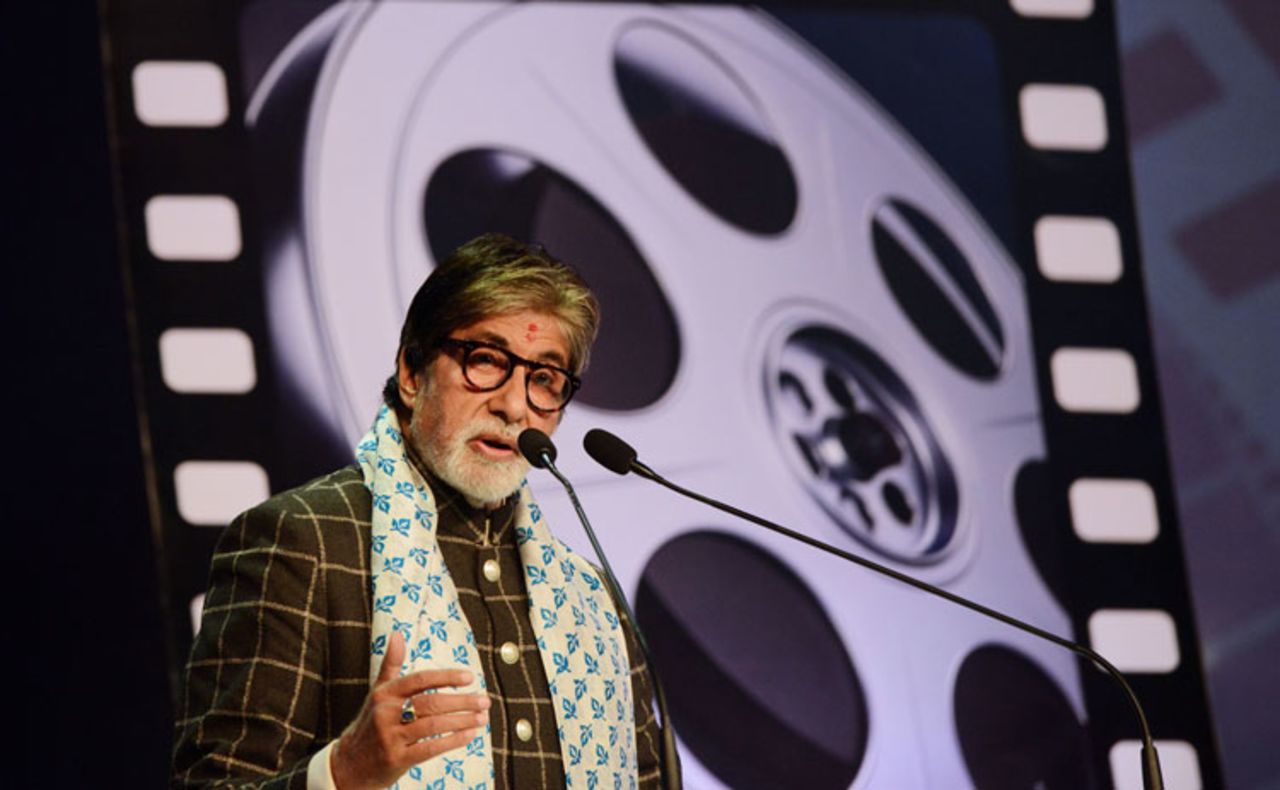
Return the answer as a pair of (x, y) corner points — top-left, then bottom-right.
(396, 348), (422, 411)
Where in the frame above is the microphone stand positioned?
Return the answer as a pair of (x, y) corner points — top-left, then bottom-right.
(529, 446), (684, 789)
(616, 455), (1163, 790)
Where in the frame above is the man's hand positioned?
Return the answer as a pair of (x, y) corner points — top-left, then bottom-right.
(331, 631), (490, 790)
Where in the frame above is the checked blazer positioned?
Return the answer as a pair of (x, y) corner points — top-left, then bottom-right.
(173, 467), (380, 788)
(172, 466), (662, 789)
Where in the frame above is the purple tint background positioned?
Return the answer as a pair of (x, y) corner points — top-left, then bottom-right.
(9, 0), (1277, 786)
(1116, 1), (1280, 787)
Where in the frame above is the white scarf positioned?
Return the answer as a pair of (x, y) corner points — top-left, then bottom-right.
(356, 405), (639, 789)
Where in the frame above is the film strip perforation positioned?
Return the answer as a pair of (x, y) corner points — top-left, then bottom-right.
(1009, 0), (1095, 21)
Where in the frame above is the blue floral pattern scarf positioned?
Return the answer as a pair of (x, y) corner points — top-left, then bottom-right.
(356, 405), (638, 789)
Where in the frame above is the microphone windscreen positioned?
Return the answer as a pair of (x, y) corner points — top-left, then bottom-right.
(583, 429), (637, 475)
(518, 428), (557, 469)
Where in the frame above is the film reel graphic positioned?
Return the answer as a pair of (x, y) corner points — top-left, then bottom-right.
(102, 1), (1222, 788)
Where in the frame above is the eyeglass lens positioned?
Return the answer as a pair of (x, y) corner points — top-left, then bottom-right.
(462, 344), (572, 409)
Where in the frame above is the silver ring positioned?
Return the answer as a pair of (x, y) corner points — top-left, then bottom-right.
(400, 696), (417, 725)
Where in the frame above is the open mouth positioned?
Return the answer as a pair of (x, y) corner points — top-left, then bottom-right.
(471, 434), (518, 458)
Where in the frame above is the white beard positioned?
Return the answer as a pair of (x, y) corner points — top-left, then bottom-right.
(420, 426), (529, 508)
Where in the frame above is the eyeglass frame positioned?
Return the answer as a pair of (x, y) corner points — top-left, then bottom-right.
(437, 337), (582, 412)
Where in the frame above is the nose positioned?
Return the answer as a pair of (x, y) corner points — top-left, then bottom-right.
(487, 367), (529, 425)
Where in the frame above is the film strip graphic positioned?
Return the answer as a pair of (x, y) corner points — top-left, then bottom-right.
(100, 0), (1221, 787)
(101, 0), (273, 687)
(995, 2), (1222, 788)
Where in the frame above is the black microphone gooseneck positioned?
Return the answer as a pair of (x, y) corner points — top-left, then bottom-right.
(517, 429), (683, 789)
(582, 428), (1164, 790)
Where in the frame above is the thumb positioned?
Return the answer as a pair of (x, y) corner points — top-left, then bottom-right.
(377, 630), (406, 684)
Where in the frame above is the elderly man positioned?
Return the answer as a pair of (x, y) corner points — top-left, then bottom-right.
(173, 234), (664, 789)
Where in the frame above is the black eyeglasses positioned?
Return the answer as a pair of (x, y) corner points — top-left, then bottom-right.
(439, 338), (581, 412)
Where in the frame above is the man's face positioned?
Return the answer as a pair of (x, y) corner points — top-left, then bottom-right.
(399, 310), (569, 508)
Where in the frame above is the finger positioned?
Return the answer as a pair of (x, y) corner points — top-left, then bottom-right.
(384, 667), (475, 697)
(403, 709), (489, 742)
(377, 631), (406, 685)
(403, 727), (482, 766)
(413, 692), (491, 720)
(371, 692), (486, 733)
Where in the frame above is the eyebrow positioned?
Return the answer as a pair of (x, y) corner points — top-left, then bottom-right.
(466, 330), (569, 369)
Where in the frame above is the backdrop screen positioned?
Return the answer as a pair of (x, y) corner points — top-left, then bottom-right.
(102, 2), (1221, 787)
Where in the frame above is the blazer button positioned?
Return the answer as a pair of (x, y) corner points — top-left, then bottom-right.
(515, 718), (533, 742)
(483, 559), (500, 582)
(500, 641), (520, 665)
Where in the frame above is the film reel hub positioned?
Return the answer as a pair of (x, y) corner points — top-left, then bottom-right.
(767, 324), (959, 565)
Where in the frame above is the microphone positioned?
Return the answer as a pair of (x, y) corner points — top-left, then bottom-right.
(517, 427), (557, 469)
(583, 428), (1165, 790)
(583, 428), (656, 479)
(517, 428), (683, 789)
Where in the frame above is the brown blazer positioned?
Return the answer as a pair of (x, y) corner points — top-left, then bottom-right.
(173, 466), (375, 788)
(172, 466), (664, 788)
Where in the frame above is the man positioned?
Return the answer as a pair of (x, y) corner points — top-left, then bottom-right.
(173, 234), (664, 789)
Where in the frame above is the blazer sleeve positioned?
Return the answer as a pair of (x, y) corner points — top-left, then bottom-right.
(172, 498), (332, 789)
